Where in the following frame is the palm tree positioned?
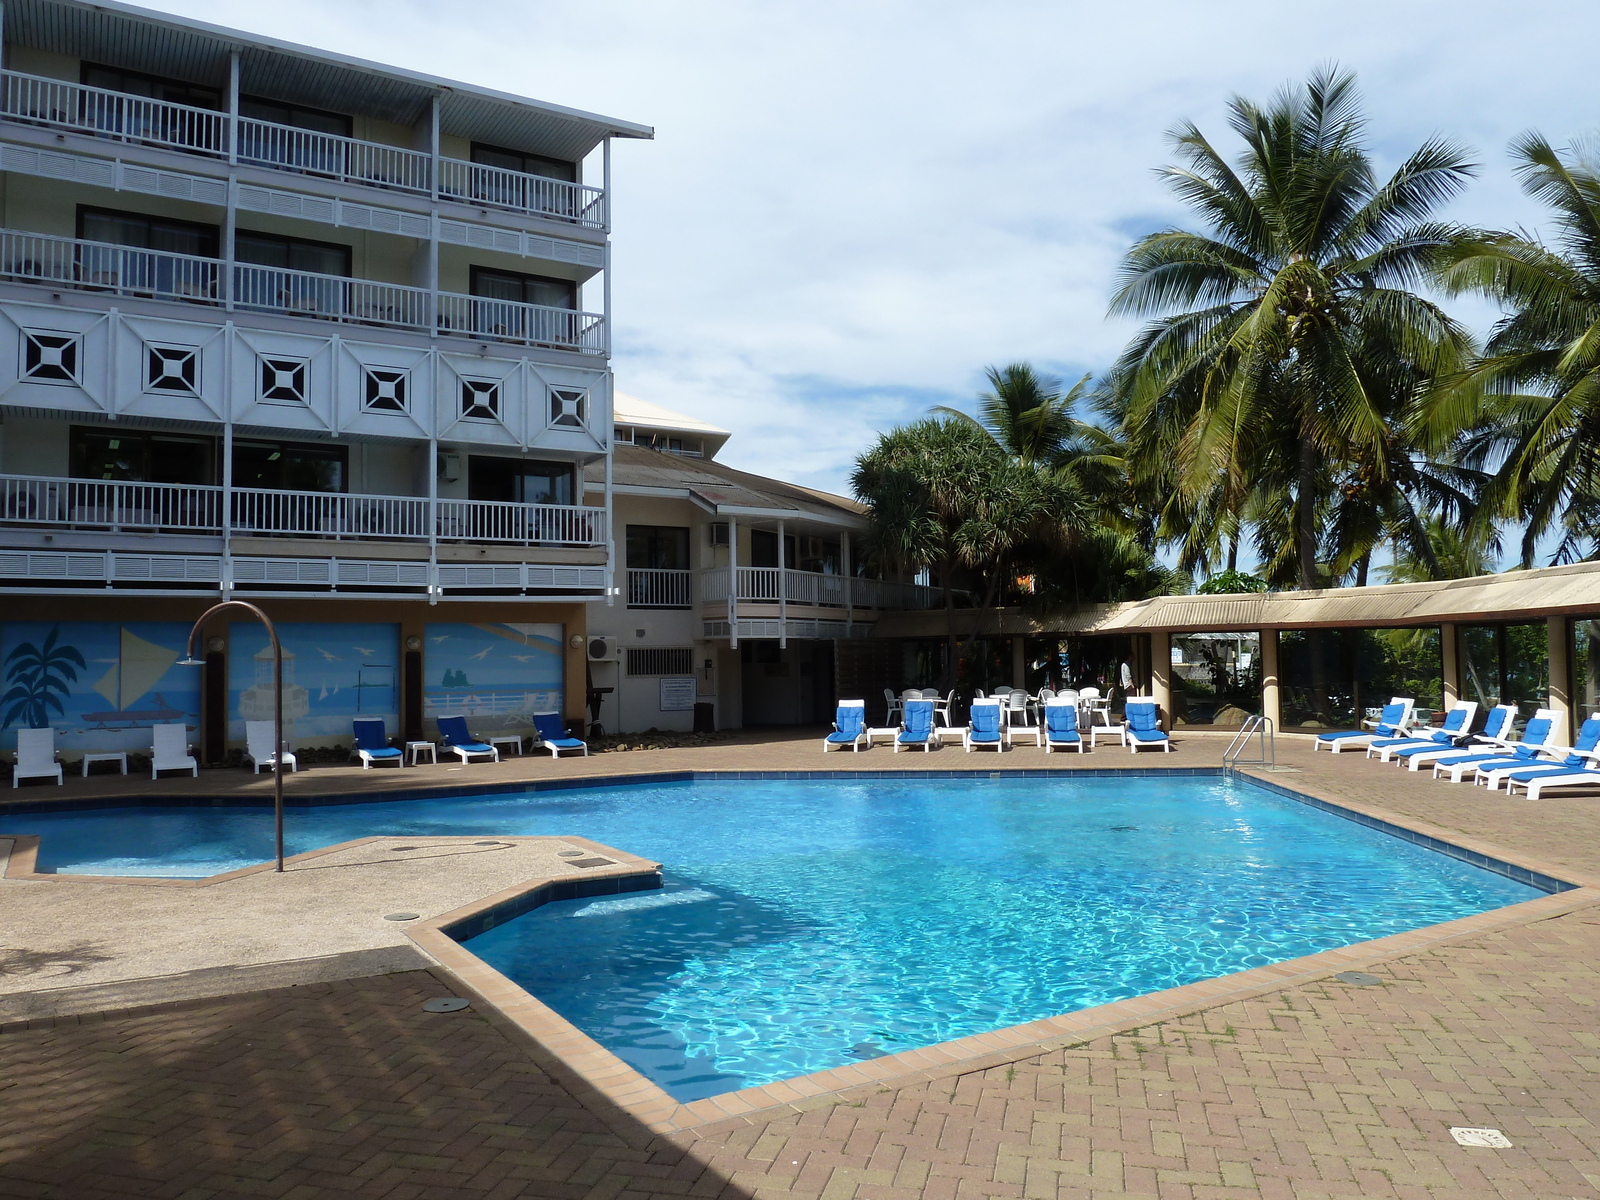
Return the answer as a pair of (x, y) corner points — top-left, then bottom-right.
(1436, 133), (1600, 564)
(1109, 66), (1478, 591)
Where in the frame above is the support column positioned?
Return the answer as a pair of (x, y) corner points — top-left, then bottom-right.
(726, 516), (738, 649)
(1011, 636), (1025, 689)
(1549, 615), (1572, 742)
(777, 519), (787, 649)
(1440, 622), (1460, 707)
(841, 531), (853, 636)
(1259, 629), (1281, 730)
(1151, 632), (1173, 724)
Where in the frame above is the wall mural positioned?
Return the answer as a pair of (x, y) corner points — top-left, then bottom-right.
(228, 621), (399, 748)
(423, 623), (563, 738)
(0, 621), (200, 754)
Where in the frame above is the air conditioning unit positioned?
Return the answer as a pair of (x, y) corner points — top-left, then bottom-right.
(586, 635), (620, 662)
(707, 522), (729, 547)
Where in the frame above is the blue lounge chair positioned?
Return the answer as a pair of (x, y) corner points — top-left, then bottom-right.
(1366, 702), (1477, 762)
(1042, 698), (1083, 754)
(1396, 704), (1516, 770)
(824, 700), (868, 752)
(437, 714), (499, 764)
(964, 698), (1004, 753)
(1123, 698), (1170, 753)
(1435, 711), (1557, 782)
(533, 711), (588, 758)
(352, 718), (403, 769)
(896, 698), (936, 752)
(1479, 714), (1600, 791)
(1314, 699), (1413, 753)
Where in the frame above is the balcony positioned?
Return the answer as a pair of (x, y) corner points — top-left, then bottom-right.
(0, 229), (606, 353)
(697, 567), (941, 611)
(0, 70), (608, 227)
(0, 475), (608, 547)
(627, 567), (692, 608)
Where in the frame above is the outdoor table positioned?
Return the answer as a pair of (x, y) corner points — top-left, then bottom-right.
(489, 735), (523, 757)
(405, 741), (437, 766)
(80, 752), (128, 777)
(865, 726), (900, 747)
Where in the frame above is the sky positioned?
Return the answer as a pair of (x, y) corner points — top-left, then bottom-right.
(144, 0), (1600, 508)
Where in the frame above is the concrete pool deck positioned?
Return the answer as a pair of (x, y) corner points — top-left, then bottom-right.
(5, 729), (1600, 1197)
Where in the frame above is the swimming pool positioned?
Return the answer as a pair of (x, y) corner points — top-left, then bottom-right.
(4, 773), (1546, 1101)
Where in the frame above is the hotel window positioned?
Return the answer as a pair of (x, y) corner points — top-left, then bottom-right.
(469, 267), (576, 310)
(235, 231), (352, 277)
(470, 143), (577, 183)
(81, 63), (220, 110)
(238, 95), (352, 138)
(77, 207), (219, 257)
(626, 526), (690, 571)
(467, 456), (573, 505)
(232, 440), (347, 493)
(70, 426), (216, 486)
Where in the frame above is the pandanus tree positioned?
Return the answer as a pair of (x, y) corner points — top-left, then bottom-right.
(1108, 66), (1478, 592)
(1436, 133), (1600, 564)
(851, 416), (1086, 685)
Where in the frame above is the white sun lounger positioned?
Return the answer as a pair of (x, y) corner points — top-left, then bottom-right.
(1395, 705), (1516, 770)
(1366, 702), (1477, 762)
(150, 722), (198, 779)
(243, 720), (298, 774)
(12, 727), (62, 787)
(1434, 710), (1558, 782)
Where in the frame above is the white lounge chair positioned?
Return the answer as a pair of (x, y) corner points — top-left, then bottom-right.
(1435, 710), (1559, 782)
(150, 723), (197, 779)
(1478, 714), (1600, 791)
(1313, 698), (1413, 753)
(1123, 698), (1171, 753)
(243, 720), (298, 774)
(1042, 698), (1084, 753)
(12, 727), (62, 787)
(1508, 759), (1600, 800)
(533, 711), (587, 757)
(352, 718), (403, 768)
(1366, 702), (1477, 762)
(962, 698), (1004, 752)
(824, 699), (868, 752)
(1394, 704), (1516, 770)
(896, 698), (937, 752)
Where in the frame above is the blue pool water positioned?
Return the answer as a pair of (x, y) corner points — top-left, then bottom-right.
(7, 775), (1541, 1101)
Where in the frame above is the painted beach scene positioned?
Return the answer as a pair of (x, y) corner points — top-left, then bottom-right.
(423, 622), (564, 739)
(227, 621), (399, 750)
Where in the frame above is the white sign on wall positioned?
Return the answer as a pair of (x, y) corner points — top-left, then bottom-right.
(659, 676), (697, 711)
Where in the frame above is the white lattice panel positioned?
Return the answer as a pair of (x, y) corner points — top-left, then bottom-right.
(111, 555), (220, 581)
(334, 559), (429, 586)
(0, 550), (107, 579)
(231, 557), (332, 584)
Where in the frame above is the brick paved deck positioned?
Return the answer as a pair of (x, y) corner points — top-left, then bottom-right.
(4, 734), (1600, 1198)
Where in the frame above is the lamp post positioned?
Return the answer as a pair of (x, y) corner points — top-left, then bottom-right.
(179, 600), (286, 872)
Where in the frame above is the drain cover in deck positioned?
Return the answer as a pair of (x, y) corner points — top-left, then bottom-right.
(1450, 1127), (1511, 1148)
(422, 997), (471, 1014)
(1334, 971), (1384, 986)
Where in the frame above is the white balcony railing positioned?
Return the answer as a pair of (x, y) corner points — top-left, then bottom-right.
(436, 498), (606, 545)
(0, 71), (229, 156)
(0, 229), (221, 303)
(0, 70), (607, 229)
(695, 567), (941, 611)
(0, 229), (606, 352)
(0, 474), (608, 548)
(627, 567), (692, 607)
(436, 293), (606, 354)
(0, 475), (221, 532)
(233, 263), (430, 329)
(436, 158), (606, 227)
(236, 118), (432, 194)
(231, 489), (432, 540)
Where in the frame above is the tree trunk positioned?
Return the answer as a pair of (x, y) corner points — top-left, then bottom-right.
(942, 554), (956, 690)
(1298, 436), (1333, 722)
(1355, 551), (1370, 588)
(1226, 532), (1239, 574)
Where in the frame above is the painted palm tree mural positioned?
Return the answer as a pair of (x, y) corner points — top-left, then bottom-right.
(2, 624), (87, 729)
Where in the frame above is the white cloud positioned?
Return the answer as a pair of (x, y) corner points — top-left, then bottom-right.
(146, 0), (1600, 496)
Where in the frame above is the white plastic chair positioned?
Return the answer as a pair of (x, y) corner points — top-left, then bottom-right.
(1004, 690), (1031, 727)
(243, 720), (298, 774)
(12, 728), (62, 787)
(151, 723), (198, 779)
(883, 688), (902, 724)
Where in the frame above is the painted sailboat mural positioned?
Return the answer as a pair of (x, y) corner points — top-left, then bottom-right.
(81, 627), (186, 728)
(423, 622), (563, 738)
(0, 622), (200, 754)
